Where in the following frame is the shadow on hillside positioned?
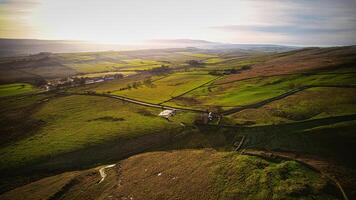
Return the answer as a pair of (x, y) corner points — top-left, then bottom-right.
(1, 114), (356, 194)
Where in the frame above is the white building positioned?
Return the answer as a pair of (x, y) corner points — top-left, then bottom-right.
(85, 80), (95, 84)
(158, 110), (176, 118)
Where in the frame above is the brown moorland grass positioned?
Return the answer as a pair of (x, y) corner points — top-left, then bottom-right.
(0, 150), (340, 200)
(216, 46), (356, 84)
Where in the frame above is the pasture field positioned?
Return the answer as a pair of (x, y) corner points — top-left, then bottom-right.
(122, 59), (163, 66)
(226, 87), (356, 125)
(0, 150), (339, 200)
(166, 73), (356, 110)
(203, 55), (268, 70)
(0, 83), (37, 97)
(177, 52), (217, 58)
(64, 57), (167, 73)
(67, 62), (125, 73)
(203, 57), (225, 64)
(0, 95), (197, 171)
(111, 72), (216, 103)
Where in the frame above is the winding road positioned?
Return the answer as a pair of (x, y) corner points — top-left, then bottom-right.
(67, 92), (206, 113)
(98, 164), (116, 184)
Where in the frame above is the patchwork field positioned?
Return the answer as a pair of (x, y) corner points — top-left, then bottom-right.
(110, 73), (216, 103)
(166, 73), (356, 110)
(0, 48), (223, 83)
(226, 87), (356, 125)
(68, 62), (125, 73)
(66, 59), (167, 73)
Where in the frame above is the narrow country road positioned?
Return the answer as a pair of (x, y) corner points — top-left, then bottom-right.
(98, 164), (116, 184)
(68, 92), (206, 113)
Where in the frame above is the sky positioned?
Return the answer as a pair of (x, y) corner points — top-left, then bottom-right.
(0, 0), (355, 46)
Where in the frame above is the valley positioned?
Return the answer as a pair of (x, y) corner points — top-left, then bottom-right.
(0, 45), (355, 200)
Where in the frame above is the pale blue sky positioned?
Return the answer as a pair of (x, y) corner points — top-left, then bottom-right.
(0, 0), (355, 45)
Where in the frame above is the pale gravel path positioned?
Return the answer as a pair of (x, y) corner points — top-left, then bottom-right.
(98, 164), (116, 184)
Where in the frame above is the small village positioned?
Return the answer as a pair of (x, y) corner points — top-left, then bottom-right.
(44, 73), (125, 91)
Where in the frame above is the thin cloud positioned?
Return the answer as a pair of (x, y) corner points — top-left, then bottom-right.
(0, 0), (39, 38)
(0, 0), (355, 45)
(212, 25), (356, 35)
(210, 0), (356, 45)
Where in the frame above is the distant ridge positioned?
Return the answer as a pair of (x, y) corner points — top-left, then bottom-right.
(0, 38), (298, 57)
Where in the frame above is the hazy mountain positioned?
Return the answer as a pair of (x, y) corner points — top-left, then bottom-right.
(147, 39), (299, 52)
(0, 38), (298, 57)
(0, 39), (136, 57)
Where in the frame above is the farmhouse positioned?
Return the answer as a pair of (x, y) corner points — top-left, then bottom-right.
(158, 110), (176, 118)
(94, 78), (104, 83)
(85, 80), (95, 84)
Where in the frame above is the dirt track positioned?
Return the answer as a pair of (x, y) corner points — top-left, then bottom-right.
(98, 164), (116, 184)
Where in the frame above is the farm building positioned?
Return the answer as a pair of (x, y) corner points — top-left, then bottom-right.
(158, 110), (176, 118)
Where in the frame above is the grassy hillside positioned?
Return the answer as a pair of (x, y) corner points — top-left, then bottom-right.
(0, 150), (340, 200)
(0, 94), (196, 172)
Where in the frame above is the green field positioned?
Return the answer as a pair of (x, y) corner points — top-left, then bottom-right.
(110, 72), (216, 103)
(226, 87), (356, 125)
(204, 57), (225, 64)
(68, 62), (125, 73)
(0, 95), (196, 171)
(177, 52), (217, 58)
(0, 83), (36, 97)
(166, 73), (356, 109)
(63, 56), (167, 73)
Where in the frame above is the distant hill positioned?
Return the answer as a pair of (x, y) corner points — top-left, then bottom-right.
(0, 39), (134, 57)
(146, 39), (299, 52)
(0, 44), (354, 84)
(216, 45), (356, 84)
(0, 38), (298, 57)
